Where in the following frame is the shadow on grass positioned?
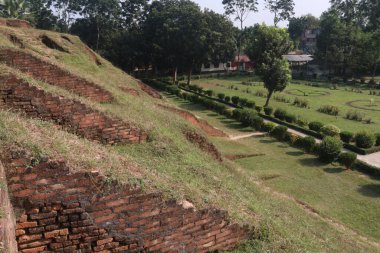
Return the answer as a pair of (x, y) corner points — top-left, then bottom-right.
(299, 157), (323, 167)
(324, 167), (345, 174)
(357, 184), (380, 198)
(286, 151), (304, 156)
(259, 139), (277, 144)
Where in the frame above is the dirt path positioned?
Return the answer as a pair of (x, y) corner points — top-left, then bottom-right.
(229, 132), (265, 141)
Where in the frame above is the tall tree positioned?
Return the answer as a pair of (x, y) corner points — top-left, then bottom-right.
(288, 14), (319, 42)
(265, 0), (295, 27)
(246, 25), (292, 106)
(0, 0), (28, 18)
(26, 0), (58, 30)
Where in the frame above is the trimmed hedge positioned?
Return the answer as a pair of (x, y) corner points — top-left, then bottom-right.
(308, 121), (323, 132)
(262, 122), (276, 133)
(320, 124), (341, 138)
(355, 132), (375, 149)
(338, 152), (357, 169)
(298, 136), (316, 153)
(318, 136), (342, 163)
(271, 125), (288, 140)
(264, 107), (273, 116)
(340, 131), (354, 143)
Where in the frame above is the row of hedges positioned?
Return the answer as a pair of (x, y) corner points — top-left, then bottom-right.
(148, 79), (380, 155)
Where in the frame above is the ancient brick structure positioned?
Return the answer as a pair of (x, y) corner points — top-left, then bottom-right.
(0, 49), (113, 103)
(0, 18), (31, 29)
(2, 151), (250, 252)
(138, 81), (162, 99)
(0, 75), (148, 145)
(184, 131), (222, 161)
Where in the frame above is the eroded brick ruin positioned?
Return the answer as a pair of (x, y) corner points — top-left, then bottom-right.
(0, 49), (113, 103)
(0, 74), (148, 145)
(0, 150), (250, 252)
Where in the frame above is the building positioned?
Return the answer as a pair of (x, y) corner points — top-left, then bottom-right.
(200, 54), (253, 73)
(301, 28), (320, 54)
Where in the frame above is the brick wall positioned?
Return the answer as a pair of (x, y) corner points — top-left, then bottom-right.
(0, 19), (31, 29)
(184, 131), (222, 161)
(0, 49), (113, 103)
(2, 151), (250, 252)
(0, 74), (148, 145)
(0, 162), (17, 253)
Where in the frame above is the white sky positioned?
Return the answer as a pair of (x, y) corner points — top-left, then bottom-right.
(192, 0), (331, 27)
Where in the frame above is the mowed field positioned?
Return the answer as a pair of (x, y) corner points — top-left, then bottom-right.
(192, 76), (380, 134)
(164, 93), (380, 252)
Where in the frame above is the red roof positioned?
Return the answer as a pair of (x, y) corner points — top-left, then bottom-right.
(233, 54), (251, 63)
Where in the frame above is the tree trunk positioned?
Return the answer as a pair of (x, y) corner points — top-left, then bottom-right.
(264, 90), (274, 107)
(274, 11), (278, 27)
(96, 21), (100, 52)
(187, 69), (192, 85)
(173, 67), (178, 85)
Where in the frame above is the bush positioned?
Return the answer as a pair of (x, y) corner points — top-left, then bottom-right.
(338, 152), (357, 169)
(255, 106), (262, 113)
(206, 90), (213, 96)
(318, 105), (340, 116)
(355, 132), (375, 149)
(274, 108), (287, 121)
(251, 115), (264, 130)
(293, 97), (309, 108)
(246, 100), (256, 108)
(237, 109), (262, 130)
(264, 107), (273, 116)
(340, 131), (354, 143)
(298, 136), (316, 153)
(345, 110), (365, 122)
(284, 132), (300, 145)
(239, 98), (248, 107)
(318, 136), (342, 163)
(376, 134), (380, 146)
(262, 122), (276, 133)
(231, 96), (240, 105)
(284, 113), (297, 123)
(232, 109), (243, 120)
(308, 121), (324, 132)
(296, 118), (308, 127)
(271, 125), (288, 140)
(217, 93), (225, 100)
(320, 124), (340, 138)
(224, 96), (231, 103)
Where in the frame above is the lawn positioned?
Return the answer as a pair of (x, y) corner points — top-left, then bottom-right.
(165, 93), (380, 251)
(191, 75), (380, 134)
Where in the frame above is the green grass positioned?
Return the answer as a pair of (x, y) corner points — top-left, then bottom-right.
(192, 76), (380, 134)
(0, 27), (379, 252)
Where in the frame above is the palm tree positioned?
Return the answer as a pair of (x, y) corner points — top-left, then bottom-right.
(0, 0), (29, 18)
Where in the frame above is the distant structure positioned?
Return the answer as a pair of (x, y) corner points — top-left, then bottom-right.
(201, 53), (253, 73)
(301, 28), (320, 54)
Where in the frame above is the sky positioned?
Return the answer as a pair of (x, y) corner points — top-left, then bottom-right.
(192, 0), (331, 28)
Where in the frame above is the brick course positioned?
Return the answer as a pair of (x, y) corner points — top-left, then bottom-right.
(0, 18), (31, 28)
(2, 152), (250, 253)
(0, 49), (113, 103)
(0, 74), (148, 145)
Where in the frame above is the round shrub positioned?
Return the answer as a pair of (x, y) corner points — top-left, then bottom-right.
(217, 93), (225, 100)
(251, 115), (264, 130)
(308, 121), (323, 132)
(340, 131), (354, 143)
(284, 113), (297, 123)
(206, 90), (213, 96)
(255, 106), (262, 113)
(264, 107), (273, 116)
(318, 136), (342, 163)
(338, 152), (357, 169)
(239, 98), (248, 107)
(224, 96), (231, 103)
(320, 124), (341, 138)
(271, 125), (288, 140)
(262, 122), (276, 133)
(299, 136), (316, 153)
(375, 133), (380, 146)
(274, 108), (287, 121)
(246, 100), (256, 108)
(296, 118), (308, 127)
(231, 96), (240, 105)
(355, 132), (375, 149)
(284, 132), (300, 145)
(232, 109), (243, 120)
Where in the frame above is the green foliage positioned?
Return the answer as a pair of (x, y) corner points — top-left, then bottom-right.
(318, 136), (342, 163)
(320, 124), (341, 138)
(346, 110), (365, 122)
(297, 136), (316, 153)
(271, 125), (288, 140)
(293, 97), (309, 108)
(318, 105), (340, 116)
(355, 132), (375, 149)
(376, 133), (380, 146)
(0, 0), (29, 18)
(224, 96), (231, 103)
(255, 106), (262, 113)
(338, 152), (357, 170)
(264, 0), (295, 26)
(262, 122), (276, 132)
(217, 93), (225, 100)
(222, 0), (258, 28)
(264, 106), (273, 116)
(231, 96), (240, 105)
(246, 100), (256, 108)
(239, 98), (248, 107)
(340, 131), (354, 143)
(274, 108), (287, 120)
(206, 90), (213, 97)
(308, 121), (323, 132)
(284, 113), (296, 123)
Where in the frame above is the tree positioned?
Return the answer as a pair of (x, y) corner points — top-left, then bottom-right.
(265, 0), (295, 27)
(363, 30), (380, 78)
(222, 0), (258, 71)
(246, 25), (292, 106)
(288, 14), (320, 46)
(0, 0), (29, 18)
(26, 0), (58, 30)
